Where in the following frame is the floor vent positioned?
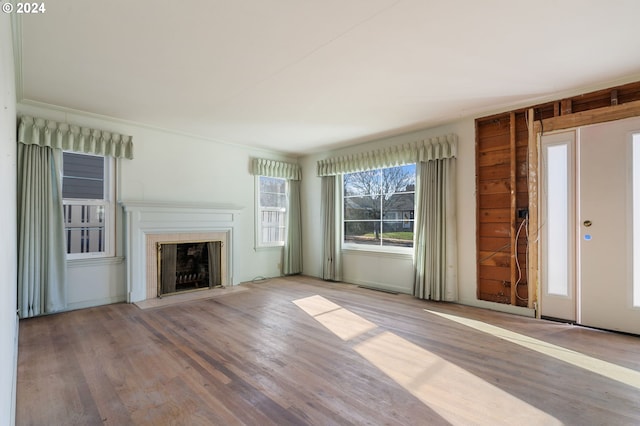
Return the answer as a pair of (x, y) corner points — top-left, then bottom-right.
(358, 285), (398, 295)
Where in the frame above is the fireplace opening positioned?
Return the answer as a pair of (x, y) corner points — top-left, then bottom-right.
(157, 241), (222, 296)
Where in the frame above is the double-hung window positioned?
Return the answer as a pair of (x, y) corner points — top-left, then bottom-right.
(343, 164), (416, 249)
(62, 152), (115, 258)
(257, 176), (288, 247)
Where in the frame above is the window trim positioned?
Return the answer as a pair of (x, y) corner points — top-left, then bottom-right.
(255, 175), (288, 249)
(63, 152), (116, 260)
(341, 165), (416, 254)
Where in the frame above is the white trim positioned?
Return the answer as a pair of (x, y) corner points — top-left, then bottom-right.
(10, 314), (18, 426)
(67, 295), (126, 311)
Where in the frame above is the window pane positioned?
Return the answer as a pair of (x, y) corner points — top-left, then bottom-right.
(260, 192), (287, 208)
(382, 193), (414, 219)
(546, 144), (569, 296)
(344, 196), (381, 220)
(381, 164), (416, 194)
(258, 176), (287, 246)
(63, 204), (106, 254)
(260, 176), (286, 194)
(344, 221), (379, 245)
(343, 164), (416, 249)
(62, 152), (104, 199)
(344, 170), (381, 196)
(381, 220), (414, 247)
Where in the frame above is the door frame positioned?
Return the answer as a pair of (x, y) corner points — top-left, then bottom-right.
(530, 103), (640, 320)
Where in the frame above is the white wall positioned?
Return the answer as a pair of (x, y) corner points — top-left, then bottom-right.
(301, 119), (531, 315)
(17, 102), (295, 309)
(0, 11), (18, 424)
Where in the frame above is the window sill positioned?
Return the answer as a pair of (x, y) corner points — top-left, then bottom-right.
(67, 256), (125, 268)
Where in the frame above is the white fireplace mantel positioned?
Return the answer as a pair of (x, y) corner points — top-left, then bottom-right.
(120, 200), (243, 303)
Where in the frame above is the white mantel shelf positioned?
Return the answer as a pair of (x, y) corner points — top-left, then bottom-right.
(120, 200), (243, 303)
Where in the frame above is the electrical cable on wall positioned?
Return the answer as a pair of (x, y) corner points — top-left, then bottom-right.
(514, 215), (529, 302)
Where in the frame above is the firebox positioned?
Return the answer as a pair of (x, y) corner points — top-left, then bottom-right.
(157, 241), (222, 296)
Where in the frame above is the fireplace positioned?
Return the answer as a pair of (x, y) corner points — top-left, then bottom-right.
(157, 240), (222, 296)
(120, 201), (243, 302)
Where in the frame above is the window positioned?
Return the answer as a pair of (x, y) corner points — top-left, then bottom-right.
(257, 176), (287, 247)
(343, 164), (416, 249)
(62, 152), (115, 258)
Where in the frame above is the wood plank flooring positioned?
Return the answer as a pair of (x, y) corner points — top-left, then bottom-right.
(16, 276), (640, 425)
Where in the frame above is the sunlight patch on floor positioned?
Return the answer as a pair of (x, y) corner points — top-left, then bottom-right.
(355, 331), (560, 426)
(293, 295), (561, 425)
(293, 295), (377, 341)
(427, 310), (640, 390)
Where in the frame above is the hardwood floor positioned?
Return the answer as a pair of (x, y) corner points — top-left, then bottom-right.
(16, 276), (640, 425)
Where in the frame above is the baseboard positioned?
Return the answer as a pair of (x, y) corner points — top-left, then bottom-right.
(66, 295), (126, 311)
(11, 314), (18, 425)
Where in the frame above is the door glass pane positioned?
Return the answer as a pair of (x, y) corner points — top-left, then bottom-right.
(546, 144), (569, 296)
(633, 134), (640, 307)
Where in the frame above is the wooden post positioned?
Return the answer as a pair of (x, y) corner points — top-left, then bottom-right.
(528, 108), (539, 314)
(510, 112), (517, 305)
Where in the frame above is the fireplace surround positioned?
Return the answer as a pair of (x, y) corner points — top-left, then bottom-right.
(120, 201), (243, 302)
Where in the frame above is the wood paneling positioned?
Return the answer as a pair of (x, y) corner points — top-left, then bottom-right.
(477, 81), (640, 308)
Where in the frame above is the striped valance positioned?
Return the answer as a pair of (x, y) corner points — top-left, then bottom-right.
(317, 133), (457, 176)
(18, 116), (134, 159)
(251, 158), (301, 180)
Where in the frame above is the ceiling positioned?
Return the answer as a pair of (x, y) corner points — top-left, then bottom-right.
(16, 0), (640, 155)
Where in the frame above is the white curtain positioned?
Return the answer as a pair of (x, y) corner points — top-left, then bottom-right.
(284, 179), (302, 275)
(321, 176), (342, 281)
(17, 143), (67, 317)
(251, 158), (302, 275)
(413, 156), (458, 301)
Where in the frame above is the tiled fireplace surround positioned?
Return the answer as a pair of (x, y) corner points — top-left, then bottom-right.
(120, 201), (242, 302)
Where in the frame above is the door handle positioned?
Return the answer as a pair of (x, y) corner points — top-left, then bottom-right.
(583, 220), (592, 227)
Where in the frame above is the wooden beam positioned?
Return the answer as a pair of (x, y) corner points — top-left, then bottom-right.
(510, 112), (517, 305)
(561, 99), (572, 115)
(527, 108), (538, 313)
(536, 98), (640, 133)
(475, 119), (482, 301)
(611, 89), (619, 106)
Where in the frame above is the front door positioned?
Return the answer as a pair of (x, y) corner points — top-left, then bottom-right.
(541, 116), (640, 335)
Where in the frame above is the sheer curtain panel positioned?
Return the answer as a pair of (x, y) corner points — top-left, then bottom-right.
(17, 143), (67, 317)
(413, 141), (458, 301)
(321, 176), (342, 281)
